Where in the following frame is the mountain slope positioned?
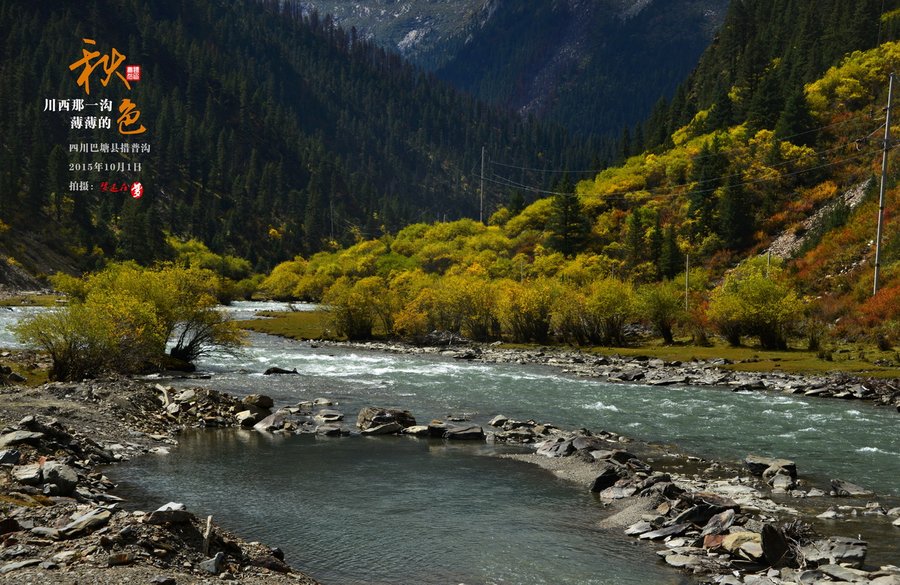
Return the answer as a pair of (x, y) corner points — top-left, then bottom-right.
(0, 0), (596, 274)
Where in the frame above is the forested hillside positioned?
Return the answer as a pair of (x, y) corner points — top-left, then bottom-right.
(258, 3), (900, 351)
(0, 0), (597, 274)
(435, 0), (728, 138)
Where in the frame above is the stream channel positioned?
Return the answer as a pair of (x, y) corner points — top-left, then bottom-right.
(3, 302), (898, 584)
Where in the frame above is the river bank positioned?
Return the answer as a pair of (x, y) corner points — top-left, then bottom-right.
(2, 370), (899, 584)
(0, 377), (320, 584)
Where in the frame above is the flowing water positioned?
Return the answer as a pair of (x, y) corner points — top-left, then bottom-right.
(3, 303), (899, 583)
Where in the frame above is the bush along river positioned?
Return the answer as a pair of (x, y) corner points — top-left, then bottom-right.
(3, 302), (899, 584)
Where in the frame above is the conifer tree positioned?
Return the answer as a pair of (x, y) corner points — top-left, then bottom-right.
(546, 174), (590, 258)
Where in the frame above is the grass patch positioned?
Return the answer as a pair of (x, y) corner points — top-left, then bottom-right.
(235, 310), (345, 341)
(1, 354), (50, 387)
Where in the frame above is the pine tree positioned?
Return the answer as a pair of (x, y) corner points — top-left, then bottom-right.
(775, 89), (817, 146)
(718, 172), (755, 250)
(546, 174), (590, 258)
(658, 224), (683, 280)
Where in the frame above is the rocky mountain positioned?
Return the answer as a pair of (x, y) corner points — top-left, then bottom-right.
(300, 0), (729, 136)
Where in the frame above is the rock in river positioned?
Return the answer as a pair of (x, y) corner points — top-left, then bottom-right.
(744, 454), (797, 478)
(356, 407), (416, 430)
(830, 478), (875, 497)
(443, 424), (485, 440)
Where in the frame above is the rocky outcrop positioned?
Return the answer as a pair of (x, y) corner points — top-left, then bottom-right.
(356, 407), (416, 432)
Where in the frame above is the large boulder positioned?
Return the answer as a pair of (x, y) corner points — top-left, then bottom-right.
(360, 422), (402, 435)
(589, 464), (624, 493)
(263, 367), (298, 375)
(0, 430), (44, 449)
(830, 478), (875, 497)
(356, 407), (416, 431)
(443, 424), (485, 441)
(42, 461), (79, 496)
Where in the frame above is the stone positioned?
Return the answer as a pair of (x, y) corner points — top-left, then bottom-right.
(11, 463), (42, 485)
(356, 407), (416, 430)
(624, 521), (653, 536)
(831, 478), (875, 497)
(254, 413), (287, 432)
(702, 534), (725, 549)
(0, 559), (41, 574)
(0, 449), (20, 465)
(263, 367), (298, 375)
(314, 409), (344, 423)
(400, 425), (430, 437)
(894, 517), (900, 527)
(699, 509), (736, 537)
(664, 554), (699, 568)
(589, 464), (623, 493)
(174, 389), (196, 403)
(638, 523), (691, 540)
(250, 555), (291, 573)
(150, 577), (177, 585)
(599, 486), (636, 499)
(817, 509), (839, 519)
(0, 430), (44, 449)
(243, 394), (274, 409)
(761, 524), (791, 568)
(819, 564), (871, 582)
(740, 541), (764, 560)
(42, 461), (79, 496)
(769, 472), (796, 491)
(107, 552), (136, 566)
(199, 552), (225, 574)
(443, 424), (485, 441)
(872, 576), (900, 585)
(235, 410), (260, 427)
(488, 415), (508, 427)
(146, 508), (194, 524)
(744, 455), (797, 478)
(800, 536), (867, 569)
(315, 424), (346, 437)
(361, 422), (402, 435)
(60, 508), (112, 537)
(537, 437), (574, 457)
(29, 527), (60, 540)
(722, 532), (761, 554)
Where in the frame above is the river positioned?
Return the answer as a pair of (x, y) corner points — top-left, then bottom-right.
(3, 302), (899, 583)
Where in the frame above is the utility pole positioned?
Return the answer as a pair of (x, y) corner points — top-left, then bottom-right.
(480, 146), (485, 223)
(685, 254), (690, 312)
(874, 72), (894, 296)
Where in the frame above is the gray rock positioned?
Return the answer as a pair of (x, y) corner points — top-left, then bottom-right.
(769, 472), (796, 491)
(893, 517), (900, 527)
(488, 415), (508, 427)
(199, 551), (225, 574)
(638, 523), (691, 540)
(589, 464), (623, 493)
(0, 559), (41, 574)
(263, 367), (297, 375)
(315, 424), (347, 437)
(871, 576), (900, 585)
(0, 431), (44, 449)
(624, 520), (653, 536)
(253, 413), (287, 432)
(356, 407), (416, 430)
(361, 422), (402, 435)
(42, 461), (78, 496)
(400, 425), (430, 437)
(831, 478), (875, 497)
(443, 424), (485, 441)
(146, 508), (193, 524)
(150, 576), (177, 585)
(11, 463), (42, 485)
(818, 564), (870, 582)
(0, 449), (20, 465)
(60, 507), (112, 537)
(174, 389), (196, 403)
(107, 552), (136, 566)
(664, 554), (699, 568)
(537, 438), (574, 457)
(314, 409), (344, 423)
(243, 394), (274, 410)
(699, 509), (736, 537)
(235, 410), (261, 427)
(29, 526), (60, 540)
(800, 536), (867, 569)
(744, 454), (797, 478)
